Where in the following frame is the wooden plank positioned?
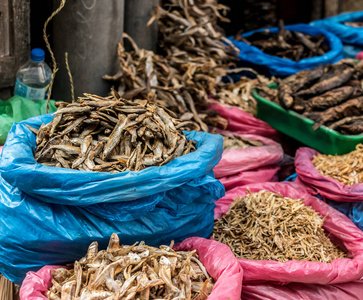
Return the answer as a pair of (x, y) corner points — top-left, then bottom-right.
(0, 0), (30, 90)
(0, 0), (10, 57)
(124, 0), (158, 52)
(324, 0), (339, 17)
(340, 0), (363, 12)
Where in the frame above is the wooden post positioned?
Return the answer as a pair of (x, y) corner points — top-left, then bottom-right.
(0, 0), (30, 100)
(52, 0), (124, 101)
(124, 0), (158, 52)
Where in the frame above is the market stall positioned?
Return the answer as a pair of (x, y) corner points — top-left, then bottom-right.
(0, 0), (363, 299)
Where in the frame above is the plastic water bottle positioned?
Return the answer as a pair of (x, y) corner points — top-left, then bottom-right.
(14, 48), (52, 101)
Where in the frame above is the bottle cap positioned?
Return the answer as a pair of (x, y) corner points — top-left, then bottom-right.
(31, 48), (45, 62)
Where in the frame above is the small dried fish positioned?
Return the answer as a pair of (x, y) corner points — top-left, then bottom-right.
(312, 144), (363, 186)
(213, 190), (347, 262)
(46, 234), (214, 300)
(31, 92), (196, 172)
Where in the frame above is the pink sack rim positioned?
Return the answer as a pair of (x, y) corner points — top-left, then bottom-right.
(212, 128), (283, 178)
(214, 181), (363, 285)
(20, 239), (243, 300)
(208, 103), (279, 139)
(295, 147), (363, 202)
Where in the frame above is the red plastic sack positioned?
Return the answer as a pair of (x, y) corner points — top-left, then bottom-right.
(209, 103), (279, 140)
(295, 147), (363, 202)
(219, 166), (279, 191)
(212, 128), (283, 179)
(242, 281), (363, 300)
(20, 238), (243, 300)
(215, 181), (363, 285)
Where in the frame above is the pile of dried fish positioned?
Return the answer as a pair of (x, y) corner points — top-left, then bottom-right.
(213, 190), (347, 262)
(29, 91), (196, 172)
(46, 234), (214, 300)
(260, 59), (363, 134)
(212, 131), (264, 150)
(237, 21), (330, 61)
(222, 135), (263, 150)
(344, 22), (363, 28)
(312, 144), (363, 186)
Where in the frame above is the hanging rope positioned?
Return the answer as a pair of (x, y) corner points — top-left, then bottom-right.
(43, 0), (66, 113)
(65, 52), (75, 103)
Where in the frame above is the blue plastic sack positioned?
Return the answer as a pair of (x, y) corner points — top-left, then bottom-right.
(0, 114), (225, 284)
(311, 12), (363, 58)
(229, 24), (343, 76)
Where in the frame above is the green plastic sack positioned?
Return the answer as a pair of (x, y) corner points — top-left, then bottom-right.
(0, 96), (57, 144)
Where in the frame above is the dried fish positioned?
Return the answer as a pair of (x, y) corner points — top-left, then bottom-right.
(241, 21), (330, 61)
(46, 234), (214, 300)
(31, 92), (196, 172)
(213, 190), (347, 262)
(344, 22), (363, 28)
(312, 144), (363, 186)
(213, 131), (264, 150)
(262, 60), (363, 134)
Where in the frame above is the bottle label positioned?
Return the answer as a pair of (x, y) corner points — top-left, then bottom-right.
(14, 79), (49, 101)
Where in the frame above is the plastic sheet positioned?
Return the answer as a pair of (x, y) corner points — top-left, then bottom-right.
(215, 181), (363, 285)
(0, 115), (225, 284)
(212, 128), (283, 179)
(209, 103), (279, 140)
(20, 238), (243, 300)
(311, 12), (363, 47)
(229, 24), (343, 76)
(0, 96), (57, 144)
(295, 147), (363, 202)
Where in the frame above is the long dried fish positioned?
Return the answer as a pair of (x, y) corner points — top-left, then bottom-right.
(262, 60), (363, 134)
(213, 190), (347, 262)
(241, 21), (330, 61)
(31, 92), (196, 172)
(46, 234), (214, 300)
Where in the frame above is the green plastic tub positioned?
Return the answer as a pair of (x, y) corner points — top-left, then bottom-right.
(252, 85), (363, 155)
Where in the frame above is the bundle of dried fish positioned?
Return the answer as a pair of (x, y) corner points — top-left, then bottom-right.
(104, 34), (229, 132)
(237, 21), (330, 61)
(46, 234), (214, 300)
(29, 91), (197, 172)
(213, 190), (347, 262)
(312, 144), (363, 186)
(148, 0), (237, 60)
(147, 0), (265, 116)
(344, 22), (363, 28)
(260, 60), (363, 134)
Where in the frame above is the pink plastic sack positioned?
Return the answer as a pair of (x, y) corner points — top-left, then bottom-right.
(174, 237), (243, 300)
(209, 103), (279, 140)
(20, 238), (243, 300)
(215, 181), (363, 285)
(295, 147), (363, 202)
(19, 265), (64, 300)
(212, 128), (283, 179)
(0, 145), (2, 155)
(356, 52), (363, 60)
(219, 166), (279, 191)
(242, 281), (363, 300)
